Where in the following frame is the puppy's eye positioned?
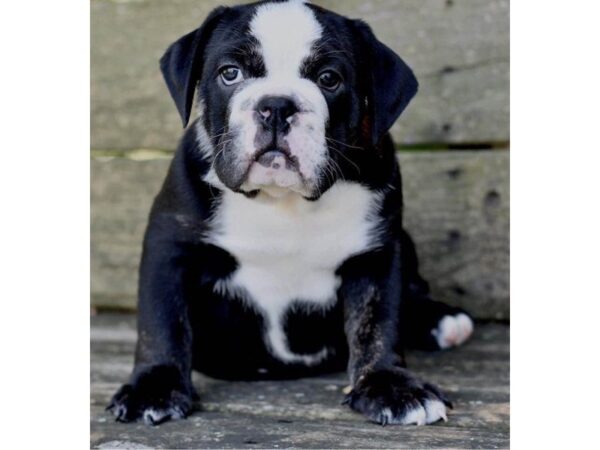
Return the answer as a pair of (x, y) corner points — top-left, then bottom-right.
(220, 66), (244, 86)
(317, 70), (341, 91)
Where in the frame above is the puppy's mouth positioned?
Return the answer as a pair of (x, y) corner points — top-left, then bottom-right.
(254, 147), (299, 172)
(244, 147), (305, 195)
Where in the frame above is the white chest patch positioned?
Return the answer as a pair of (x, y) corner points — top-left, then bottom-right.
(206, 182), (383, 365)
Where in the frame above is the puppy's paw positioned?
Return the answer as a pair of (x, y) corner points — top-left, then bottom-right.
(431, 313), (474, 349)
(343, 369), (452, 426)
(107, 365), (194, 426)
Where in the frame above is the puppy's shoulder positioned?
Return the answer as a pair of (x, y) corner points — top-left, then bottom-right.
(146, 123), (218, 236)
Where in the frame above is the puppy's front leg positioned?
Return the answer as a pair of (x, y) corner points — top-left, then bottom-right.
(340, 246), (451, 426)
(108, 221), (196, 425)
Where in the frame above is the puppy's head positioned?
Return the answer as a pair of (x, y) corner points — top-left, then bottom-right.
(160, 0), (418, 200)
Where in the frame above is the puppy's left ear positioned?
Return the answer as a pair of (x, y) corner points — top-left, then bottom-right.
(353, 20), (418, 146)
(160, 6), (229, 127)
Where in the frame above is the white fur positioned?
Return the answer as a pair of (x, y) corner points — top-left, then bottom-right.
(423, 399), (448, 423)
(250, 0), (322, 80)
(380, 407), (394, 424)
(432, 313), (474, 349)
(142, 407), (184, 425)
(398, 405), (427, 426)
(207, 182), (383, 364)
(247, 154), (302, 192)
(384, 399), (446, 425)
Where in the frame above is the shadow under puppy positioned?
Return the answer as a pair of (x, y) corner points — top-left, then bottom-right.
(108, 0), (474, 426)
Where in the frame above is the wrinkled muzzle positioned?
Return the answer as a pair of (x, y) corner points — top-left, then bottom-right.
(214, 78), (329, 198)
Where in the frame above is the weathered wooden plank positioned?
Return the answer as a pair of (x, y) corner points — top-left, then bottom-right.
(90, 314), (510, 449)
(91, 0), (509, 149)
(400, 151), (509, 320)
(91, 155), (170, 310)
(91, 151), (509, 319)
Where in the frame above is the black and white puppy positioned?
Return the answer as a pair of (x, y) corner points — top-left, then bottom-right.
(108, 0), (474, 427)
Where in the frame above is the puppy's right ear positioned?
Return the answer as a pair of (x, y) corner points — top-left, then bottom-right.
(160, 7), (228, 127)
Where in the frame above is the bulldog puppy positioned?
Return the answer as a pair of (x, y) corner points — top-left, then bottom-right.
(108, 0), (474, 426)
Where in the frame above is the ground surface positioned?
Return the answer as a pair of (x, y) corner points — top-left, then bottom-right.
(91, 314), (509, 449)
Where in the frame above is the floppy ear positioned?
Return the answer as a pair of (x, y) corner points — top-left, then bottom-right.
(353, 20), (419, 146)
(160, 7), (228, 127)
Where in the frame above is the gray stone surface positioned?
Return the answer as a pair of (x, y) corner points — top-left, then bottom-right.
(91, 314), (510, 449)
(91, 0), (509, 149)
(91, 151), (509, 319)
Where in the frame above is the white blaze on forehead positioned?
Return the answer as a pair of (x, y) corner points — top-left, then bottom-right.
(250, 0), (322, 78)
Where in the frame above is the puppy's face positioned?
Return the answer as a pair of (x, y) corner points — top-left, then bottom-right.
(201, 1), (338, 199)
(161, 0), (418, 200)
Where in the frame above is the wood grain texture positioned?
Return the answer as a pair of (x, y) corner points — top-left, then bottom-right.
(91, 151), (509, 319)
(91, 0), (509, 149)
(91, 313), (509, 449)
(400, 151), (509, 319)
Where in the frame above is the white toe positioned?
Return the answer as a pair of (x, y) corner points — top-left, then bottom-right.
(380, 407), (393, 424)
(397, 404), (427, 426)
(112, 404), (126, 418)
(142, 408), (169, 424)
(423, 399), (448, 423)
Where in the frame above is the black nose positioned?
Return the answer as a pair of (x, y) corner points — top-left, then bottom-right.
(256, 96), (298, 133)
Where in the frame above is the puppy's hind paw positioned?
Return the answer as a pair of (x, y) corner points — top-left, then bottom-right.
(431, 313), (474, 349)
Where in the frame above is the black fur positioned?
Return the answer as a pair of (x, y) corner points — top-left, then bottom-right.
(108, 0), (472, 426)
